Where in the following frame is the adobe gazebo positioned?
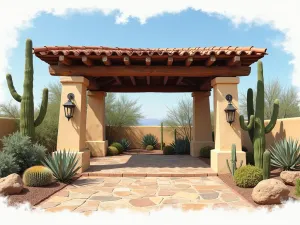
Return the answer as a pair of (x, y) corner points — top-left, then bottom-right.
(33, 46), (267, 173)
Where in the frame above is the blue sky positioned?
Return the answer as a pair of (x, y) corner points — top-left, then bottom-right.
(5, 9), (293, 122)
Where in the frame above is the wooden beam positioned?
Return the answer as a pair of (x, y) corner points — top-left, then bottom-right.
(146, 76), (150, 85)
(59, 55), (72, 66)
(102, 56), (111, 66)
(163, 76), (168, 85)
(205, 55), (216, 66)
(145, 57), (151, 66)
(227, 56), (241, 66)
(130, 76), (136, 86)
(167, 57), (173, 66)
(113, 76), (122, 85)
(176, 76), (183, 85)
(82, 56), (93, 66)
(123, 56), (130, 65)
(49, 65), (251, 77)
(185, 57), (193, 67)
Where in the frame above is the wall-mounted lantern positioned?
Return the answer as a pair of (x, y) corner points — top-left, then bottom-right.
(63, 93), (75, 121)
(224, 94), (236, 125)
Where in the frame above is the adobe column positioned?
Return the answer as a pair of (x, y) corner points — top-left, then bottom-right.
(86, 91), (108, 157)
(190, 91), (214, 157)
(57, 76), (90, 172)
(210, 77), (245, 174)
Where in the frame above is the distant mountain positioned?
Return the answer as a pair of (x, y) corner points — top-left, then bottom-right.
(138, 118), (162, 126)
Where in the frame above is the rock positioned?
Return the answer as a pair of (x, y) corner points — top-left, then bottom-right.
(0, 173), (24, 195)
(280, 171), (300, 186)
(252, 179), (290, 205)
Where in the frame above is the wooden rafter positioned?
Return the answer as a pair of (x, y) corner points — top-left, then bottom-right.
(176, 76), (183, 85)
(113, 76), (122, 85)
(130, 76), (136, 86)
(167, 57), (173, 66)
(102, 56), (111, 66)
(82, 56), (93, 66)
(185, 57), (193, 67)
(49, 65), (251, 77)
(163, 76), (168, 85)
(227, 56), (241, 66)
(59, 55), (72, 66)
(205, 55), (216, 66)
(123, 56), (130, 65)
(145, 57), (151, 66)
(146, 76), (150, 85)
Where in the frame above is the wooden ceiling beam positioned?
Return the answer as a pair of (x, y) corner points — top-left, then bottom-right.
(59, 55), (72, 66)
(205, 55), (216, 66)
(167, 57), (173, 66)
(185, 57), (193, 67)
(82, 56), (93, 66)
(102, 56), (111, 66)
(123, 56), (130, 65)
(145, 57), (151, 66)
(146, 76), (150, 85)
(163, 76), (168, 85)
(176, 76), (183, 85)
(130, 76), (136, 86)
(227, 56), (241, 66)
(49, 65), (251, 77)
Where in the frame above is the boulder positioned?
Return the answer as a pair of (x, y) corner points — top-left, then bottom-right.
(0, 173), (24, 195)
(252, 179), (290, 205)
(280, 171), (300, 186)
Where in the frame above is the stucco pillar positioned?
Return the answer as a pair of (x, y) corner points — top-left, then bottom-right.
(57, 76), (90, 173)
(190, 91), (214, 157)
(86, 91), (108, 157)
(210, 77), (245, 174)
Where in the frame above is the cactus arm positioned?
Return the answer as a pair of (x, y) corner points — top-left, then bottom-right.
(265, 99), (279, 134)
(239, 115), (254, 131)
(247, 88), (255, 142)
(239, 160), (243, 168)
(226, 159), (232, 175)
(6, 74), (22, 102)
(34, 88), (48, 127)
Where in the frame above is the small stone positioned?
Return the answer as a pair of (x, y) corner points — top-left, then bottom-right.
(129, 198), (156, 207)
(200, 192), (219, 200)
(252, 179), (290, 205)
(90, 196), (121, 202)
(280, 171), (300, 186)
(0, 173), (23, 195)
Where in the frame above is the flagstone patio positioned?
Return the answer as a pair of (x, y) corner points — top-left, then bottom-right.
(37, 176), (253, 214)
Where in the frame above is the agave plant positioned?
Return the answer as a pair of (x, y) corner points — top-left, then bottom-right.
(268, 138), (300, 171)
(42, 150), (81, 183)
(120, 138), (131, 151)
(141, 134), (158, 149)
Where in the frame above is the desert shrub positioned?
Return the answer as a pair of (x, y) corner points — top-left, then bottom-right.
(199, 146), (213, 158)
(141, 134), (158, 148)
(107, 146), (119, 156)
(246, 151), (255, 165)
(234, 165), (263, 188)
(120, 138), (130, 151)
(163, 145), (175, 155)
(2, 132), (46, 173)
(296, 179), (300, 197)
(268, 138), (300, 170)
(23, 166), (53, 187)
(111, 142), (124, 154)
(0, 152), (20, 178)
(146, 145), (154, 151)
(42, 150), (81, 183)
(170, 137), (190, 155)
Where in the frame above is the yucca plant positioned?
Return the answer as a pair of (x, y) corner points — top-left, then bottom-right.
(141, 134), (158, 149)
(268, 138), (300, 171)
(42, 150), (81, 183)
(120, 138), (131, 151)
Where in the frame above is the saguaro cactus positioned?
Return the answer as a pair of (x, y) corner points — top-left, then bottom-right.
(263, 150), (270, 180)
(174, 129), (177, 144)
(240, 61), (279, 169)
(6, 39), (48, 139)
(226, 144), (243, 176)
(160, 122), (164, 150)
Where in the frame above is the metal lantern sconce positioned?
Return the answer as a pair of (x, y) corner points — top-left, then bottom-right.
(63, 93), (75, 121)
(224, 94), (236, 125)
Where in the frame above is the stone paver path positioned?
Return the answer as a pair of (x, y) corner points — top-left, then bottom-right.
(83, 152), (215, 177)
(37, 176), (253, 214)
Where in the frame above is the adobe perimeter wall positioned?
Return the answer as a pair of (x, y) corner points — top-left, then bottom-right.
(0, 117), (18, 149)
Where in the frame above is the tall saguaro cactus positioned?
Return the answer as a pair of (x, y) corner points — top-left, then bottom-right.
(239, 61), (279, 169)
(6, 39), (48, 139)
(160, 122), (164, 150)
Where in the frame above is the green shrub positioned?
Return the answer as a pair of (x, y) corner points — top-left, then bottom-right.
(107, 146), (119, 156)
(163, 145), (175, 155)
(42, 150), (81, 183)
(120, 138), (130, 151)
(268, 138), (300, 170)
(234, 165), (263, 188)
(111, 142), (124, 154)
(246, 151), (255, 165)
(146, 145), (154, 151)
(0, 152), (20, 178)
(23, 166), (53, 187)
(170, 137), (190, 155)
(296, 179), (300, 197)
(141, 134), (158, 148)
(2, 132), (46, 173)
(199, 146), (213, 158)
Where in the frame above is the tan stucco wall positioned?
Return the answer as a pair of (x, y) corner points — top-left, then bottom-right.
(0, 117), (18, 149)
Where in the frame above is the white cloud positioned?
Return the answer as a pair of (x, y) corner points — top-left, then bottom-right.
(1, 0), (300, 103)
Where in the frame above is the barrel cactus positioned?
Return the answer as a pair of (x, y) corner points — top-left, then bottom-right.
(6, 39), (48, 139)
(23, 166), (53, 187)
(239, 61), (279, 169)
